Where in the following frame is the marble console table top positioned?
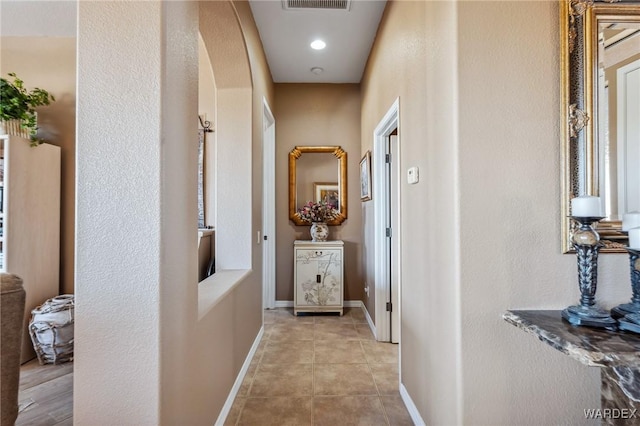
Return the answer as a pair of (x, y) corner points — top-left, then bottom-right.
(503, 310), (640, 367)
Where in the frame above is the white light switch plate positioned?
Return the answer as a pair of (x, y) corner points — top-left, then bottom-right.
(407, 167), (419, 184)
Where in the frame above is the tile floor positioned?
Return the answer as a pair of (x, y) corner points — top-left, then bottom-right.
(224, 307), (413, 425)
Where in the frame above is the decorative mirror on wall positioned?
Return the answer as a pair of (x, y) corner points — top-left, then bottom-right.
(561, 0), (640, 253)
(289, 146), (347, 225)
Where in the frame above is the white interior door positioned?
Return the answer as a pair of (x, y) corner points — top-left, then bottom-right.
(262, 99), (276, 309)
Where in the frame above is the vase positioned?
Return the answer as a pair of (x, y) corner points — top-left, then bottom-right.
(310, 222), (329, 242)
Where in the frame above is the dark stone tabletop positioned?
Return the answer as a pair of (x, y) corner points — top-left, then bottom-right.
(503, 310), (640, 367)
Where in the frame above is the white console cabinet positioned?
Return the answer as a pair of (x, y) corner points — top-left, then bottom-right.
(294, 240), (344, 315)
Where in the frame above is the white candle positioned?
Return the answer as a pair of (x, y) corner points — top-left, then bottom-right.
(629, 227), (640, 249)
(623, 211), (640, 231)
(571, 196), (602, 217)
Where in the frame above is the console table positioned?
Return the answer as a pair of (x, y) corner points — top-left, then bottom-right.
(504, 310), (640, 424)
(294, 240), (343, 315)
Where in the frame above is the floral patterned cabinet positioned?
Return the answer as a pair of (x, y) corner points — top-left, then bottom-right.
(294, 240), (344, 316)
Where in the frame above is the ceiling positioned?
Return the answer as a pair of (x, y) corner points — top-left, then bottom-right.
(249, 0), (387, 83)
(0, 0), (386, 84)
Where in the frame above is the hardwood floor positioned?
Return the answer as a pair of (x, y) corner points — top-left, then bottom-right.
(16, 359), (73, 426)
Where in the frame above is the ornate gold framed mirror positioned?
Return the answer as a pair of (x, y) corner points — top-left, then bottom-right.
(289, 146), (347, 225)
(561, 0), (640, 253)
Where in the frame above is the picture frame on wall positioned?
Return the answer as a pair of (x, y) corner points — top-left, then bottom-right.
(314, 182), (339, 209)
(360, 151), (372, 201)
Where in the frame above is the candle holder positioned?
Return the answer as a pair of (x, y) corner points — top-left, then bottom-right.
(561, 216), (617, 331)
(614, 248), (640, 333)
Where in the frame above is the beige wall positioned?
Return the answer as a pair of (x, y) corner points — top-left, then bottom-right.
(361, 1), (630, 424)
(457, 2), (627, 424)
(0, 37), (76, 294)
(75, 1), (272, 423)
(361, 1), (461, 422)
(274, 83), (363, 302)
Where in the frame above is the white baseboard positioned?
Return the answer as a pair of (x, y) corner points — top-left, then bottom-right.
(215, 326), (264, 426)
(274, 300), (364, 309)
(272, 300), (376, 339)
(362, 302), (377, 339)
(400, 383), (426, 426)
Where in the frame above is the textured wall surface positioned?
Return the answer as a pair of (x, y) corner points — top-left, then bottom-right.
(361, 1), (630, 424)
(361, 1), (461, 423)
(75, 1), (271, 423)
(457, 2), (627, 424)
(76, 2), (168, 422)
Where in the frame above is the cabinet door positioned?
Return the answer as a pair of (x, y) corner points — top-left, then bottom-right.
(296, 249), (342, 307)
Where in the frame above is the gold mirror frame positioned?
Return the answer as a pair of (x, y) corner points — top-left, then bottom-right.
(289, 146), (347, 225)
(561, 0), (640, 253)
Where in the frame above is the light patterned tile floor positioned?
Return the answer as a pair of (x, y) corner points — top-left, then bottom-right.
(224, 307), (413, 426)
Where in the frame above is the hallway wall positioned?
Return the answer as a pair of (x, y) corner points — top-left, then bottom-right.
(274, 83), (364, 302)
(456, 2), (626, 424)
(361, 1), (461, 423)
(362, 1), (629, 424)
(75, 1), (273, 423)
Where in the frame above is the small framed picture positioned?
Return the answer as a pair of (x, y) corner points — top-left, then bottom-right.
(360, 151), (372, 201)
(314, 182), (339, 209)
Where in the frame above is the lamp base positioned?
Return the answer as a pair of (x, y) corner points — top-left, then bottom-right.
(618, 313), (640, 334)
(562, 305), (618, 331)
(611, 303), (640, 319)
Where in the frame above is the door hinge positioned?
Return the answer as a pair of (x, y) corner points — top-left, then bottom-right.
(386, 302), (392, 312)
(385, 153), (391, 164)
(263, 235), (268, 240)
(386, 227), (392, 238)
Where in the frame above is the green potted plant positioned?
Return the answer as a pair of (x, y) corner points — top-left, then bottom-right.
(0, 72), (55, 146)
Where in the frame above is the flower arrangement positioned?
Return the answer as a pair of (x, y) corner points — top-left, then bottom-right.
(297, 200), (339, 223)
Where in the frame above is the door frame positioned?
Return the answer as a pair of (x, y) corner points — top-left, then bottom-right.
(373, 98), (400, 342)
(262, 97), (276, 309)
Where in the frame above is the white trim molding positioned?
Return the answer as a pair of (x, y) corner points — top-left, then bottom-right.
(271, 300), (376, 339)
(362, 302), (377, 339)
(274, 300), (363, 309)
(400, 383), (426, 426)
(373, 98), (400, 342)
(262, 97), (276, 309)
(215, 326), (264, 426)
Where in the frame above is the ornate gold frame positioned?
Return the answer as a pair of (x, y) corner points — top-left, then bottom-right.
(289, 146), (347, 225)
(561, 0), (640, 253)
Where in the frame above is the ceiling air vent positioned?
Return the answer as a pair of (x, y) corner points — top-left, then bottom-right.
(282, 0), (351, 11)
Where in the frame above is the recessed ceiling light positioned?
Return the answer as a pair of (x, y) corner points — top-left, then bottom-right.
(310, 67), (324, 75)
(310, 39), (326, 50)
